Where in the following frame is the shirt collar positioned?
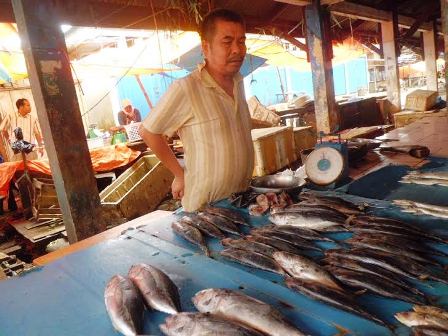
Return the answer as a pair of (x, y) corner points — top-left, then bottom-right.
(197, 62), (243, 88)
(16, 112), (29, 119)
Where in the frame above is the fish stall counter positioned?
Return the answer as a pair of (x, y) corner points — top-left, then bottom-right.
(2, 183), (448, 335)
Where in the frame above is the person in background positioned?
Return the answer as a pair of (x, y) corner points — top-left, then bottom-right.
(118, 99), (142, 125)
(0, 98), (43, 161)
(139, 9), (254, 212)
(0, 98), (44, 213)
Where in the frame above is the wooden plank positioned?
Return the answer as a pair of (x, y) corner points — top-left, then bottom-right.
(305, 1), (339, 133)
(33, 210), (172, 266)
(274, 0), (345, 5)
(381, 19), (401, 111)
(423, 25), (438, 92)
(12, 0), (106, 243)
(330, 2), (434, 31)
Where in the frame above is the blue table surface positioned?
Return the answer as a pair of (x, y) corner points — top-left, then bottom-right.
(1, 161), (448, 336)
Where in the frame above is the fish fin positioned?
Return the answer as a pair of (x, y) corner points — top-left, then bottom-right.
(345, 215), (356, 225)
(332, 323), (351, 336)
(354, 289), (368, 296)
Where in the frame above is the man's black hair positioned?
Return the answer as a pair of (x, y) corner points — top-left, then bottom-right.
(16, 98), (28, 110)
(200, 9), (245, 42)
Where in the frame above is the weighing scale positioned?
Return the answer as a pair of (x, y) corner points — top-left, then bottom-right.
(305, 132), (349, 188)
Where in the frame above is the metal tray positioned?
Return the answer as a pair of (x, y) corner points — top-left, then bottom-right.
(250, 175), (306, 193)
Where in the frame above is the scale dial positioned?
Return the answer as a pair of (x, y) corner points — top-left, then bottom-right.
(305, 147), (345, 186)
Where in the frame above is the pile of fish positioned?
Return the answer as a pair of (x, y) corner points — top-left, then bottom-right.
(394, 199), (448, 219)
(401, 171), (448, 187)
(171, 206), (250, 256)
(248, 191), (293, 216)
(166, 191), (448, 334)
(105, 263), (307, 335)
(104, 263), (181, 336)
(396, 305), (448, 335)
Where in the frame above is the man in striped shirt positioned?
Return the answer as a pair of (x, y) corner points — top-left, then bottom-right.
(140, 9), (254, 212)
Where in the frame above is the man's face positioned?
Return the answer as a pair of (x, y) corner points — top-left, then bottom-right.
(124, 105), (132, 113)
(202, 20), (246, 77)
(20, 100), (31, 115)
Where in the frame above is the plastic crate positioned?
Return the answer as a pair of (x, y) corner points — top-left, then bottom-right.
(124, 122), (142, 142)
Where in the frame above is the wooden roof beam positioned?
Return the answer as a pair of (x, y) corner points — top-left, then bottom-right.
(329, 2), (435, 31)
(269, 27), (308, 52)
(274, 0), (345, 5)
(400, 1), (439, 39)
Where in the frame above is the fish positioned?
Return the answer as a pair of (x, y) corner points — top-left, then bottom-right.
(326, 266), (424, 304)
(273, 251), (343, 292)
(128, 263), (181, 315)
(104, 275), (144, 336)
(414, 306), (448, 321)
(285, 277), (389, 329)
(281, 203), (349, 218)
(298, 192), (365, 215)
(256, 224), (337, 243)
(406, 171), (448, 181)
(160, 312), (265, 336)
(221, 238), (278, 257)
(193, 288), (306, 336)
(401, 178), (448, 187)
(395, 312), (448, 330)
(179, 215), (225, 239)
(323, 255), (426, 298)
(328, 248), (448, 285)
(346, 237), (440, 266)
(412, 326), (448, 335)
(251, 229), (322, 252)
(203, 206), (249, 226)
(269, 211), (346, 230)
(198, 212), (242, 236)
(351, 233), (448, 258)
(220, 247), (286, 275)
(171, 221), (210, 256)
(245, 235), (307, 256)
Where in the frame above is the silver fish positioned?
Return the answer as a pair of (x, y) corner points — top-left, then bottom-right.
(414, 306), (448, 321)
(221, 237), (278, 257)
(286, 277), (390, 330)
(269, 211), (346, 230)
(204, 206), (249, 226)
(407, 171), (448, 181)
(327, 266), (423, 304)
(180, 215), (225, 239)
(251, 229), (322, 252)
(160, 312), (265, 336)
(263, 224), (337, 243)
(396, 312), (448, 329)
(273, 251), (343, 292)
(246, 235), (306, 256)
(198, 212), (242, 236)
(128, 263), (180, 315)
(171, 221), (210, 256)
(220, 247), (286, 275)
(104, 275), (144, 336)
(193, 288), (306, 336)
(412, 326), (448, 335)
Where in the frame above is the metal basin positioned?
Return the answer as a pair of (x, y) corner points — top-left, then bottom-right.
(250, 175), (306, 193)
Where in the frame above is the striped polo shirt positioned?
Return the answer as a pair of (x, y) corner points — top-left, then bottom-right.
(142, 64), (254, 212)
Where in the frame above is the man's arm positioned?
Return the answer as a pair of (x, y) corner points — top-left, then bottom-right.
(139, 126), (184, 199)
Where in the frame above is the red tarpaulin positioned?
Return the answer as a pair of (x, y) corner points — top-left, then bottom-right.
(0, 144), (141, 197)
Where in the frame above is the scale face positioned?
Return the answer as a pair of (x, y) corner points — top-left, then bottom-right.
(305, 146), (345, 186)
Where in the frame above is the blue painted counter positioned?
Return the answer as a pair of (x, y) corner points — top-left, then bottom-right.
(1, 162), (448, 335)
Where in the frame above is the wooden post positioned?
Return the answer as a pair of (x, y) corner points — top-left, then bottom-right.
(12, 0), (105, 243)
(381, 16), (401, 111)
(305, 0), (339, 133)
(423, 22), (438, 92)
(444, 0), (448, 98)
